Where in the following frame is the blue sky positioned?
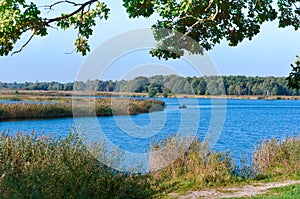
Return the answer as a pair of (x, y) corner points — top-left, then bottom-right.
(0, 0), (300, 83)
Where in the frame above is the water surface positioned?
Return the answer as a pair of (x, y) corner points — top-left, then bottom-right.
(1, 98), (299, 164)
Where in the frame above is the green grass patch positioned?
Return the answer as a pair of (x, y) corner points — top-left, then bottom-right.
(230, 184), (300, 199)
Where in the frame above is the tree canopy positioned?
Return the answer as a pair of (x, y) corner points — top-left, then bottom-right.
(1, 0), (300, 56)
(287, 56), (300, 89)
(1, 0), (300, 87)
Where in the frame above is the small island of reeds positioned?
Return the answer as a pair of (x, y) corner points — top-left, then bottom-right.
(0, 96), (165, 121)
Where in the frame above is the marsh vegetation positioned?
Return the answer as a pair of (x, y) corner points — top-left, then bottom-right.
(0, 98), (165, 121)
(0, 131), (299, 198)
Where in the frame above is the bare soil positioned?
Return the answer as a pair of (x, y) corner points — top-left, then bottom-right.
(169, 180), (300, 199)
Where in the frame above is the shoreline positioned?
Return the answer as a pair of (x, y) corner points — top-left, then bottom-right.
(0, 89), (299, 100)
(0, 131), (299, 198)
(167, 94), (300, 100)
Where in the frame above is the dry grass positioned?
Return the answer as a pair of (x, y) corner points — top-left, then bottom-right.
(253, 137), (300, 179)
(0, 129), (299, 198)
(0, 90), (148, 98)
(2, 89), (300, 100)
(150, 136), (300, 194)
(0, 131), (156, 198)
(0, 103), (73, 120)
(150, 136), (238, 193)
(0, 98), (165, 121)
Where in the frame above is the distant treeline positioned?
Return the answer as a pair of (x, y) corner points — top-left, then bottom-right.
(1, 75), (299, 96)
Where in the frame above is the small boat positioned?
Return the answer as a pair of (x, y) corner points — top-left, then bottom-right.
(178, 104), (187, 109)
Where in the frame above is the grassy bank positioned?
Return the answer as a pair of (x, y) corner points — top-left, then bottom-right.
(168, 94), (300, 100)
(154, 136), (300, 196)
(0, 132), (299, 198)
(0, 98), (165, 121)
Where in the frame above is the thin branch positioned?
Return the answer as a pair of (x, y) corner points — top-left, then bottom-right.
(209, 4), (219, 21)
(42, 0), (83, 10)
(11, 33), (35, 56)
(10, 0), (99, 55)
(180, 19), (204, 40)
(178, 15), (199, 21)
(65, 48), (76, 54)
(46, 0), (97, 24)
(205, 0), (214, 12)
(88, 3), (92, 12)
(42, 0), (82, 14)
(179, 4), (218, 41)
(48, 24), (58, 30)
(20, 26), (33, 34)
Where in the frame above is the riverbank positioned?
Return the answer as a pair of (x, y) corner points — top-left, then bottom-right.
(172, 94), (300, 100)
(0, 98), (165, 121)
(0, 90), (148, 99)
(0, 89), (299, 100)
(0, 132), (299, 198)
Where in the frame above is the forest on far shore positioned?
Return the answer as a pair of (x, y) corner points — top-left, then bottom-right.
(1, 75), (299, 97)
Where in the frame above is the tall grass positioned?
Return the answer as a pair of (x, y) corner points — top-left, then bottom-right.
(253, 137), (300, 179)
(0, 131), (299, 198)
(150, 136), (300, 193)
(150, 136), (239, 193)
(0, 103), (73, 120)
(0, 131), (156, 198)
(0, 98), (165, 120)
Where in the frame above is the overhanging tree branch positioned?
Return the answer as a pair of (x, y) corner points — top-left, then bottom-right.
(11, 33), (35, 56)
(46, 0), (97, 24)
(43, 0), (83, 10)
(0, 0), (108, 56)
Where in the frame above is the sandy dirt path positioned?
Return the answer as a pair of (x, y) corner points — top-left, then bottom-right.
(171, 180), (300, 199)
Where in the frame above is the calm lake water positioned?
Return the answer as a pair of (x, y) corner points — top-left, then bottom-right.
(1, 98), (300, 166)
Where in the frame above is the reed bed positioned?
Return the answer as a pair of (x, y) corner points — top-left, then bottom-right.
(0, 98), (165, 121)
(0, 131), (156, 198)
(0, 131), (299, 198)
(150, 136), (239, 192)
(150, 136), (300, 193)
(253, 137), (300, 178)
(0, 103), (72, 120)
